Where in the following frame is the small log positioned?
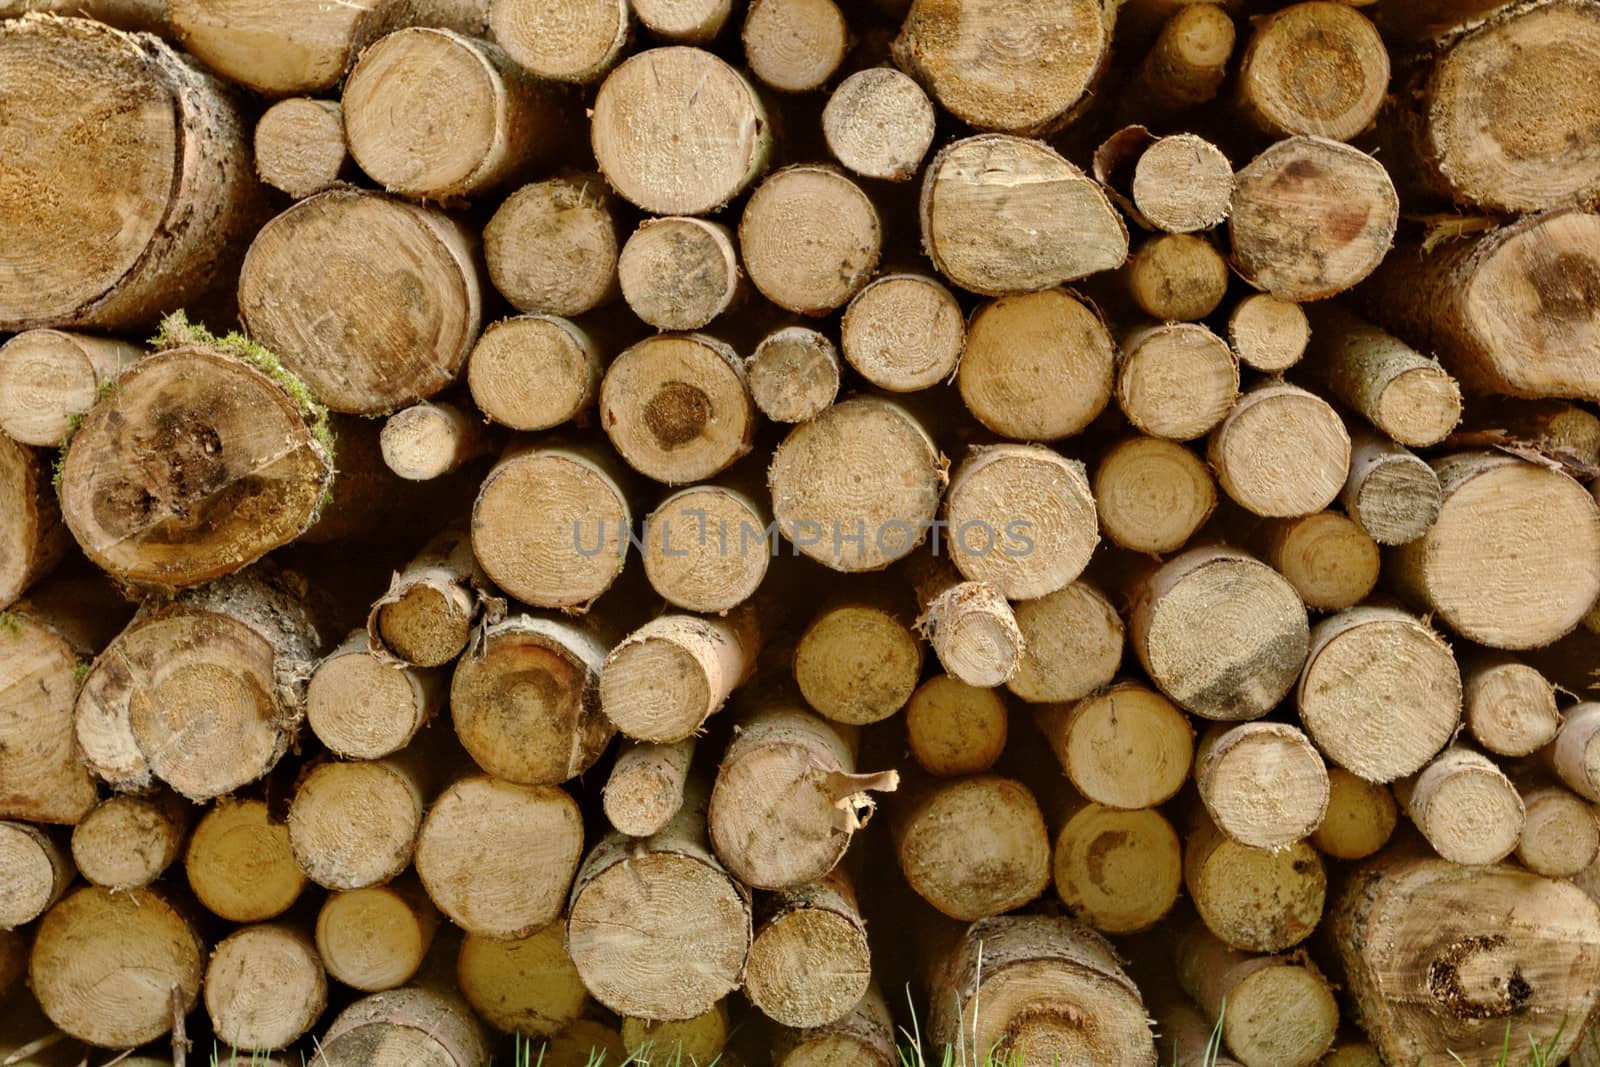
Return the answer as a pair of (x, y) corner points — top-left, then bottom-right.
(746, 868), (872, 1028)
(1095, 130), (1233, 234)
(823, 67), (936, 182)
(1229, 293), (1310, 373)
(600, 333), (756, 484)
(485, 175), (621, 318)
(205, 924), (328, 1051)
(380, 402), (492, 482)
(793, 585), (923, 725)
(894, 775), (1051, 921)
(316, 986), (491, 1067)
(1399, 746), (1524, 866)
(906, 558), (1024, 689)
(415, 776), (584, 939)
(1050, 799), (1181, 935)
(1006, 580), (1125, 705)
(1185, 814), (1326, 953)
(1117, 322), (1240, 442)
(709, 705), (897, 890)
(623, 1002), (730, 1063)
(1261, 510), (1380, 611)
(1036, 682), (1194, 811)
(1330, 853), (1600, 1065)
(1340, 430), (1444, 545)
(0, 16), (260, 332)
(343, 28), (568, 198)
(316, 876), (439, 992)
(958, 289), (1116, 440)
(768, 396), (944, 572)
(1515, 779), (1600, 879)
(70, 792), (187, 890)
(943, 444), (1097, 600)
(920, 135), (1128, 295)
(1174, 923), (1339, 1067)
(1298, 606), (1461, 783)
(1229, 137), (1398, 301)
(308, 632), (442, 758)
(1131, 3), (1236, 114)
(1093, 436), (1217, 554)
(1139, 960), (1244, 1067)
(254, 98), (349, 199)
(1359, 209), (1600, 400)
(567, 782), (752, 1021)
(239, 189), (482, 415)
(186, 798), (307, 923)
(457, 921), (588, 1037)
(489, 0), (629, 83)
(468, 314), (603, 432)
(1195, 722), (1328, 848)
(928, 916), (1156, 1067)
(601, 609), (759, 742)
(1125, 234), (1230, 321)
(536, 1016), (626, 1066)
(0, 330), (140, 447)
(1236, 2), (1388, 140)
(76, 565), (326, 799)
(740, 165), (881, 315)
(1310, 768), (1397, 861)
(641, 482), (771, 613)
(1549, 703), (1600, 801)
(618, 217), (742, 331)
(892, 0), (1112, 134)
(287, 746), (440, 890)
(840, 273), (964, 392)
(450, 612), (613, 784)
(29, 886), (204, 1049)
(0, 821), (72, 928)
(1129, 545), (1310, 721)
(1462, 654), (1559, 758)
(742, 0), (847, 92)
(774, 987), (895, 1067)
(603, 737), (696, 837)
(1209, 382), (1351, 518)
(906, 675), (1008, 777)
(168, 0), (489, 94)
(746, 326), (841, 424)
(59, 341), (333, 591)
(1390, 452), (1600, 649)
(471, 443), (632, 609)
(631, 0), (730, 40)
(591, 47), (771, 215)
(367, 524), (484, 668)
(1308, 306), (1463, 447)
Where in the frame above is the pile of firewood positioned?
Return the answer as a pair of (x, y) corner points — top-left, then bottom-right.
(6, 0), (1600, 1064)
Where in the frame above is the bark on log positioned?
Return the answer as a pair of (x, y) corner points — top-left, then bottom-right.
(892, 0), (1114, 134)
(468, 314), (603, 432)
(893, 775), (1051, 921)
(450, 612), (614, 784)
(742, 0), (847, 93)
(415, 776), (584, 939)
(58, 342), (334, 592)
(1130, 4), (1236, 115)
(1036, 682), (1194, 811)
(745, 868), (873, 1029)
(0, 15), (260, 331)
(709, 705), (897, 890)
(1129, 545), (1310, 721)
(69, 791), (187, 890)
(906, 675), (1008, 778)
(1389, 452), (1600, 649)
(29, 886), (203, 1049)
(316, 876), (439, 992)
(1330, 854), (1600, 1066)
(0, 330), (140, 447)
(75, 565), (326, 799)
(186, 798), (307, 923)
(958, 289), (1116, 440)
(457, 920), (588, 1037)
(920, 136), (1128, 295)
(1308, 306), (1463, 447)
(254, 98), (349, 199)
(1229, 137), (1398, 301)
(927, 915), (1156, 1067)
(1093, 436), (1217, 554)
(566, 782), (752, 1021)
(823, 68), (936, 182)
(1006, 580), (1124, 705)
(485, 175), (621, 318)
(205, 923), (328, 1051)
(239, 189), (482, 415)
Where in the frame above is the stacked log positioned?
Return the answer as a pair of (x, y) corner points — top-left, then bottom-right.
(6, 3), (1600, 1066)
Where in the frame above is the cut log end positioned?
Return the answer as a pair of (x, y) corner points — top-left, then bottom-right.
(469, 314), (602, 433)
(1006, 580), (1124, 705)
(742, 0), (847, 93)
(1118, 323), (1240, 442)
(1196, 722), (1329, 849)
(486, 176), (620, 319)
(643, 484), (770, 613)
(741, 166), (881, 316)
(1263, 510), (1380, 611)
(895, 776), (1051, 921)
(823, 67), (936, 182)
(601, 613), (755, 743)
(601, 334), (755, 485)
(841, 274), (964, 393)
(618, 217), (740, 331)
(1406, 747), (1525, 866)
(1517, 784), (1600, 878)
(1053, 804), (1181, 935)
(70, 793), (185, 890)
(1209, 383), (1351, 518)
(287, 757), (425, 891)
(747, 327), (841, 424)
(1186, 819), (1327, 953)
(187, 799), (306, 923)
(1229, 294), (1310, 373)
(906, 675), (1008, 777)
(1130, 134), (1234, 234)
(457, 921), (587, 1037)
(795, 597), (922, 725)
(307, 636), (435, 759)
(1094, 436), (1217, 555)
(0, 330), (138, 448)
(1126, 235), (1230, 322)
(1310, 767), (1397, 860)
(205, 924), (328, 1052)
(1464, 658), (1559, 757)
(1237, 2), (1389, 141)
(0, 820), (71, 928)
(490, 0), (629, 83)
(317, 879), (438, 993)
(254, 98), (348, 200)
(1038, 683), (1194, 811)
(632, 0), (733, 41)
